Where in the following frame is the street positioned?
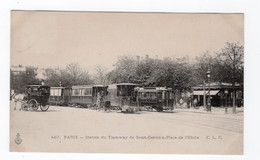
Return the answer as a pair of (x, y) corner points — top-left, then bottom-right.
(10, 102), (243, 155)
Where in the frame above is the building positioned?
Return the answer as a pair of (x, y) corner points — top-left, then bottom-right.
(10, 65), (26, 75)
(11, 65), (47, 80)
(192, 82), (243, 107)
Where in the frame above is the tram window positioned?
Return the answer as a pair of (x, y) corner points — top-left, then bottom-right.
(117, 86), (120, 96)
(80, 89), (83, 95)
(108, 89), (111, 98)
(170, 92), (174, 99)
(150, 92), (156, 99)
(57, 89), (61, 96)
(158, 92), (162, 99)
(121, 87), (126, 96)
(117, 86), (125, 96)
(53, 89), (57, 96)
(116, 86), (135, 96)
(73, 89), (79, 95)
(113, 89), (116, 97)
(165, 92), (169, 99)
(162, 91), (166, 99)
(108, 89), (111, 97)
(84, 88), (91, 96)
(127, 86), (134, 96)
(50, 89), (55, 96)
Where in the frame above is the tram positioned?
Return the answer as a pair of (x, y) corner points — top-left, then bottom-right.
(49, 87), (71, 106)
(105, 83), (139, 111)
(137, 87), (174, 112)
(70, 85), (108, 107)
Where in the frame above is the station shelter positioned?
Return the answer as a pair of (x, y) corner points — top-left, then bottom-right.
(192, 82), (243, 107)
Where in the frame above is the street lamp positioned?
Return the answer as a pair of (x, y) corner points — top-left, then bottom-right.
(206, 70), (211, 112)
(232, 47), (238, 114)
(224, 89), (228, 113)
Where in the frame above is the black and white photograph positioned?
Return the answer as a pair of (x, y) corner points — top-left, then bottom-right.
(9, 11), (244, 154)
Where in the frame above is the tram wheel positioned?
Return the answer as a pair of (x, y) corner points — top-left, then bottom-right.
(40, 105), (49, 111)
(156, 107), (163, 112)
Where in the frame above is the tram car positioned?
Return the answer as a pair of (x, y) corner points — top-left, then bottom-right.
(105, 83), (140, 112)
(49, 87), (71, 106)
(137, 87), (174, 112)
(70, 85), (108, 107)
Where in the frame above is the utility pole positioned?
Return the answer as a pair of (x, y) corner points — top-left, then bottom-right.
(232, 46), (237, 114)
(207, 70), (211, 112)
(203, 80), (206, 110)
(225, 89), (228, 113)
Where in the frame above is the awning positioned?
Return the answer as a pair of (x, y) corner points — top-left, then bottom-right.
(193, 90), (220, 96)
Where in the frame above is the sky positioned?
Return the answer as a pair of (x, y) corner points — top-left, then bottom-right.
(10, 11), (244, 74)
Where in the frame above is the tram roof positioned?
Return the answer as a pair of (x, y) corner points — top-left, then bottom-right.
(138, 87), (171, 91)
(116, 83), (139, 86)
(26, 85), (50, 88)
(50, 87), (67, 89)
(72, 85), (107, 89)
(108, 83), (139, 89)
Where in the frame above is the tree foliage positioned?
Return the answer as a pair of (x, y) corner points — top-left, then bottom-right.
(44, 63), (94, 87)
(11, 42), (244, 93)
(93, 65), (108, 85)
(216, 42), (244, 84)
(107, 42), (244, 92)
(107, 56), (192, 91)
(10, 67), (41, 92)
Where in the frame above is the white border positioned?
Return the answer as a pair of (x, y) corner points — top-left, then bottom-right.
(1, 0), (260, 160)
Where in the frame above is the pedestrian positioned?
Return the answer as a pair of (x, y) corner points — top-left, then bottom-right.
(97, 92), (103, 111)
(187, 98), (191, 109)
(193, 98), (198, 108)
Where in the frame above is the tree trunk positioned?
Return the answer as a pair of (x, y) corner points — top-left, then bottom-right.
(232, 89), (236, 113)
(203, 81), (206, 110)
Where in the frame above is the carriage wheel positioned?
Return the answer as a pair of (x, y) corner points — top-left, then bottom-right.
(28, 99), (38, 111)
(21, 103), (28, 111)
(40, 105), (49, 111)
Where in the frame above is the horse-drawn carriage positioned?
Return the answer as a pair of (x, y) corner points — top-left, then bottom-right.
(21, 85), (50, 111)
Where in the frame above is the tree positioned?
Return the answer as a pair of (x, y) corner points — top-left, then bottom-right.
(93, 65), (108, 85)
(44, 63), (94, 87)
(218, 42), (244, 113)
(44, 67), (59, 86)
(10, 66), (41, 92)
(64, 63), (94, 86)
(192, 51), (214, 85)
(107, 55), (138, 83)
(107, 55), (193, 93)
